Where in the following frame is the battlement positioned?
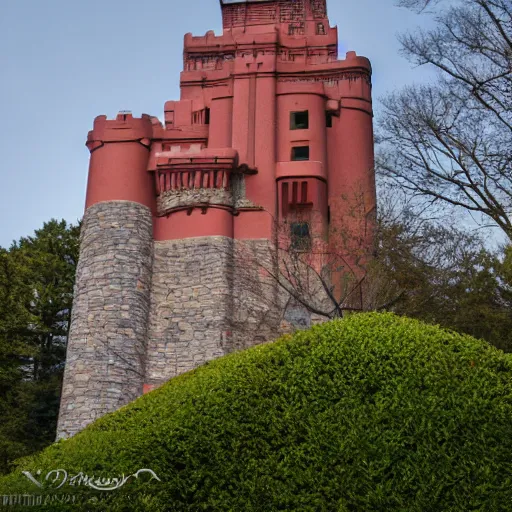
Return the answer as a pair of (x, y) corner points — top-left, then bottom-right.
(184, 30), (278, 52)
(184, 0), (333, 60)
(86, 112), (154, 152)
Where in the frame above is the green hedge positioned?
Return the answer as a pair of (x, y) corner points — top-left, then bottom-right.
(1, 313), (512, 511)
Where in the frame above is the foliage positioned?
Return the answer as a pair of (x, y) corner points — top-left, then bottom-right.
(1, 313), (511, 511)
(0, 220), (80, 475)
(366, 200), (512, 352)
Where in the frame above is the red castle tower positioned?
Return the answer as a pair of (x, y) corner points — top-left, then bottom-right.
(58, 0), (376, 439)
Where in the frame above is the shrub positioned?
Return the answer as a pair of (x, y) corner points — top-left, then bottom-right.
(1, 313), (512, 511)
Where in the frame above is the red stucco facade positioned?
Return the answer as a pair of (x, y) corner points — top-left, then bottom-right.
(85, 0), (376, 249)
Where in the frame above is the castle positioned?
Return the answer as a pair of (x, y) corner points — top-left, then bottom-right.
(57, 0), (376, 439)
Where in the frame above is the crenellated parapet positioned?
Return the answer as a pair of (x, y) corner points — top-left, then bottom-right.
(183, 0), (339, 76)
(86, 112), (154, 152)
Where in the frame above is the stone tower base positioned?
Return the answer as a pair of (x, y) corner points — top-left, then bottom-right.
(57, 203), (288, 439)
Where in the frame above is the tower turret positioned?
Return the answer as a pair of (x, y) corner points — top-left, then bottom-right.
(57, 113), (156, 438)
(327, 52), (376, 274)
(85, 112), (155, 210)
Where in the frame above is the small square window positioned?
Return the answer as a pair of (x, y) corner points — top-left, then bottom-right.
(290, 111), (309, 130)
(291, 146), (310, 161)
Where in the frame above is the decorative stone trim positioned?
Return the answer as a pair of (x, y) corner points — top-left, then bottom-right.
(157, 174), (258, 216)
(157, 188), (234, 213)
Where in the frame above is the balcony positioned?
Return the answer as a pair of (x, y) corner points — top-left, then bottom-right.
(151, 149), (241, 215)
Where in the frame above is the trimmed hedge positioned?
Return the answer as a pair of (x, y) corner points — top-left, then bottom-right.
(1, 313), (512, 511)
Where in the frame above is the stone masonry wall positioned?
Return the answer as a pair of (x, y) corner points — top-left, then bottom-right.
(145, 237), (234, 385)
(59, 218), (310, 436)
(230, 239), (289, 349)
(57, 201), (153, 439)
(145, 237), (287, 387)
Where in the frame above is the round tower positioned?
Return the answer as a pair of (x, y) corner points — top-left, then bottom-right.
(327, 52), (376, 304)
(329, 54), (376, 222)
(57, 113), (155, 439)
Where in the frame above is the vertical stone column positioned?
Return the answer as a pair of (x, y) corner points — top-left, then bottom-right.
(326, 55), (375, 304)
(209, 95), (233, 149)
(57, 202), (153, 439)
(254, 68), (277, 214)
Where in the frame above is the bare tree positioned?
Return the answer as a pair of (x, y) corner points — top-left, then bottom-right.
(268, 218), (367, 320)
(231, 195), (380, 327)
(378, 0), (512, 238)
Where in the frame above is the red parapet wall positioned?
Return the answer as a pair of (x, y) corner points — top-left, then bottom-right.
(81, 0), (375, 245)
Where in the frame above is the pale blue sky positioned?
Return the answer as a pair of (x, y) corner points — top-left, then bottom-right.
(0, 0), (433, 248)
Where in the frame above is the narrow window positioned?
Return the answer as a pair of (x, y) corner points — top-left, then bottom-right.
(301, 181), (308, 203)
(290, 222), (311, 251)
(292, 181), (298, 204)
(317, 23), (326, 35)
(326, 112), (333, 128)
(204, 108), (210, 125)
(290, 111), (309, 130)
(282, 182), (289, 217)
(291, 146), (310, 161)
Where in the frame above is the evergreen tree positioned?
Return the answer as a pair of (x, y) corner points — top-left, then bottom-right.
(0, 220), (79, 474)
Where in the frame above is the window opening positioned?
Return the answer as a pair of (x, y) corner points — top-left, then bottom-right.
(291, 146), (310, 161)
(282, 182), (290, 217)
(290, 222), (311, 251)
(301, 181), (308, 203)
(292, 182), (298, 204)
(290, 111), (309, 130)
